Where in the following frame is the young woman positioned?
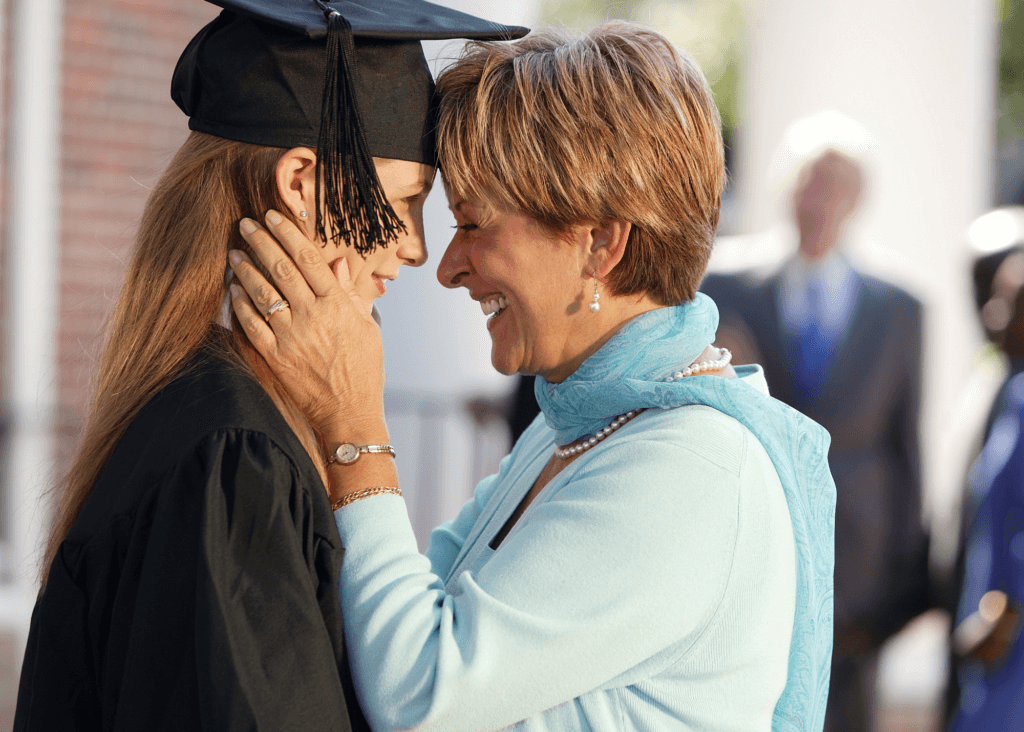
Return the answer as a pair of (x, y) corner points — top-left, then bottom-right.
(13, 1), (523, 729)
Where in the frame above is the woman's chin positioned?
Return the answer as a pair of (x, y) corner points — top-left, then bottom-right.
(489, 346), (519, 377)
(360, 281), (384, 305)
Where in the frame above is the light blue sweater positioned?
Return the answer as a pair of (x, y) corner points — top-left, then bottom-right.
(335, 300), (835, 731)
(338, 375), (795, 731)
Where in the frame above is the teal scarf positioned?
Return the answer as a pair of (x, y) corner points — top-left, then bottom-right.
(536, 294), (835, 732)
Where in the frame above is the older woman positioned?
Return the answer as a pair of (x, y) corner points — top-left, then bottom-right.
(230, 23), (835, 732)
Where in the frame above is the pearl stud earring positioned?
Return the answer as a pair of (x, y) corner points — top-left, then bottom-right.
(299, 211), (308, 218)
(590, 277), (601, 313)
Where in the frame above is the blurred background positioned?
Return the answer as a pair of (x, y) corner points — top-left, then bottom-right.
(0, 0), (1019, 729)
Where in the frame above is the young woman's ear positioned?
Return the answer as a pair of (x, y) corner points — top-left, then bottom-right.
(275, 147), (318, 235)
(590, 219), (632, 280)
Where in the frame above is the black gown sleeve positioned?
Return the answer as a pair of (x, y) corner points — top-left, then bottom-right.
(191, 429), (354, 731)
(14, 428), (357, 732)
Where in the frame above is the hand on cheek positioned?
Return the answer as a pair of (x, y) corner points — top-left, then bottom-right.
(332, 257), (373, 319)
(227, 212), (387, 441)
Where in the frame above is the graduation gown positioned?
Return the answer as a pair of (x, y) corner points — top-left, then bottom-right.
(14, 349), (369, 731)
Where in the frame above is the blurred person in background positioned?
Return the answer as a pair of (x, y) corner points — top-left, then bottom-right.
(12, 1), (522, 729)
(945, 207), (1024, 731)
(701, 111), (930, 732)
(229, 22), (836, 732)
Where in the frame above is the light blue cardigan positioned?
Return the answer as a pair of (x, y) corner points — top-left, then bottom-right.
(335, 298), (835, 731)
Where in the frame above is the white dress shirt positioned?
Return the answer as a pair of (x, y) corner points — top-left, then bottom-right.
(779, 249), (860, 346)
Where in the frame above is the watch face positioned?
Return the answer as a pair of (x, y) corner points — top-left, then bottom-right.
(336, 443), (360, 464)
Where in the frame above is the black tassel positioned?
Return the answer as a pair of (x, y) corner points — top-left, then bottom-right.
(314, 1), (406, 256)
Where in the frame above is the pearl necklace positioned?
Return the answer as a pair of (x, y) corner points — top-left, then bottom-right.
(553, 347), (732, 459)
(664, 346), (733, 381)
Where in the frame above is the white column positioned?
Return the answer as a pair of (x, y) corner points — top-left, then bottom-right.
(735, 0), (997, 523)
(0, 0), (64, 647)
(732, 0), (998, 712)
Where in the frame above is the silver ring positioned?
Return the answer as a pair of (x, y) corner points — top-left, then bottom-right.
(265, 299), (290, 321)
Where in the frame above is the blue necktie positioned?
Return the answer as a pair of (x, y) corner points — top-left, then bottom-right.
(793, 277), (833, 398)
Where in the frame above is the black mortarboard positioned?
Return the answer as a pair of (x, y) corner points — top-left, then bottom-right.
(172, 0), (527, 255)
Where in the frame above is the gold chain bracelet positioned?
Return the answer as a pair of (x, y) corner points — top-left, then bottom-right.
(331, 485), (402, 511)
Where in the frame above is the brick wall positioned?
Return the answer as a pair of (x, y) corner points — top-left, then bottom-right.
(56, 0), (217, 472)
(0, 0), (221, 716)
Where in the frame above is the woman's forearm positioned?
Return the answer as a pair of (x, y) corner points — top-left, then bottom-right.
(321, 417), (399, 504)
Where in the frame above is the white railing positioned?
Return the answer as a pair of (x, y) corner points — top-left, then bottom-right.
(383, 388), (510, 549)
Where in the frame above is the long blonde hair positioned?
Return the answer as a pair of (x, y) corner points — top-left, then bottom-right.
(42, 131), (325, 583)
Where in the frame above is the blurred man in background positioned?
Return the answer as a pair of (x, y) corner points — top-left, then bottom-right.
(702, 111), (931, 732)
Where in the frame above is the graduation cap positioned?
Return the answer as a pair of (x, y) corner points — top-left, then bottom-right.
(172, 0), (528, 255)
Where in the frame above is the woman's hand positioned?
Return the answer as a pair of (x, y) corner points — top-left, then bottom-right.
(229, 211), (387, 443)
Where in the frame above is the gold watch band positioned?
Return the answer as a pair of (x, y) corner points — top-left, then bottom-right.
(327, 442), (396, 466)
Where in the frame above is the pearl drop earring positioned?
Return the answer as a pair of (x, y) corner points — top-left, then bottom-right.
(590, 277), (601, 313)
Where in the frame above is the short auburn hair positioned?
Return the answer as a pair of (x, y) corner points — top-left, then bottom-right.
(436, 22), (725, 304)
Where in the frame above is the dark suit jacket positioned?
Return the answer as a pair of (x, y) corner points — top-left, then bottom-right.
(702, 269), (930, 650)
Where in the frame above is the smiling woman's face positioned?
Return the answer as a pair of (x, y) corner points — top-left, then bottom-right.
(438, 192), (604, 382)
(316, 158), (434, 304)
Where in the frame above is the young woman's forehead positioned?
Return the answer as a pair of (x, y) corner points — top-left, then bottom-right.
(375, 158), (436, 191)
